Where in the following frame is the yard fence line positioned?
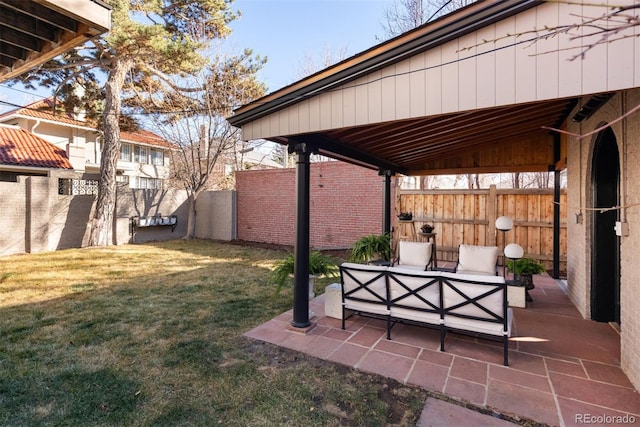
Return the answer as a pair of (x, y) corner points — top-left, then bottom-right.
(0, 171), (235, 256)
(397, 185), (567, 271)
(1, 165), (567, 274)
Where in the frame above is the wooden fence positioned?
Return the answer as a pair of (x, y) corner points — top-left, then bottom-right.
(396, 185), (566, 272)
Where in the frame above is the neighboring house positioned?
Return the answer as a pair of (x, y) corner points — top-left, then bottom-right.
(0, 124), (73, 181)
(0, 98), (175, 188)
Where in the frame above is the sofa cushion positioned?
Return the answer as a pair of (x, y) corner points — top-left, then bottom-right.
(440, 272), (508, 335)
(340, 262), (389, 307)
(445, 308), (513, 336)
(398, 241), (432, 270)
(456, 244), (499, 276)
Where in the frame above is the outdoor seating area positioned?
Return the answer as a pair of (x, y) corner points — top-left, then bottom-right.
(244, 270), (640, 426)
(339, 262), (512, 366)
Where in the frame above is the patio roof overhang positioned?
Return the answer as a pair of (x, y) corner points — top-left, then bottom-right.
(228, 0), (637, 177)
(270, 97), (577, 176)
(0, 0), (112, 81)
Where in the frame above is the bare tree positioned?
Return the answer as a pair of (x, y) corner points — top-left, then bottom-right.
(150, 54), (266, 238)
(294, 45), (350, 81)
(512, 172), (521, 189)
(380, 0), (477, 39)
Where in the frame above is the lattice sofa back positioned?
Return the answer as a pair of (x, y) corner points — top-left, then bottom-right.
(339, 263), (512, 366)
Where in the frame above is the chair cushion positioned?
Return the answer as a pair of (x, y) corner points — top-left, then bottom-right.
(398, 241), (432, 269)
(340, 262), (388, 306)
(456, 244), (498, 276)
(440, 272), (508, 335)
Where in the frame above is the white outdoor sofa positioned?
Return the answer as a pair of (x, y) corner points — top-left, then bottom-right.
(339, 262), (513, 366)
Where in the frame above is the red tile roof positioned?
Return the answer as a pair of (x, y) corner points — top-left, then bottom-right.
(121, 129), (176, 149)
(0, 98), (176, 149)
(0, 98), (89, 128)
(0, 125), (73, 169)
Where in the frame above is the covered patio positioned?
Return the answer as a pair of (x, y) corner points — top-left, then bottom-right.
(245, 271), (639, 426)
(229, 0), (640, 407)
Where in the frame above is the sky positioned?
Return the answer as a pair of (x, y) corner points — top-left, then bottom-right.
(0, 0), (394, 112)
(225, 0), (393, 92)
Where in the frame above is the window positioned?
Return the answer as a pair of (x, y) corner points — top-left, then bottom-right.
(150, 149), (164, 166)
(120, 143), (132, 162)
(134, 177), (162, 189)
(134, 145), (148, 164)
(116, 174), (129, 183)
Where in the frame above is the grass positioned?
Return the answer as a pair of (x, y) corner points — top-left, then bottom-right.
(0, 240), (427, 426)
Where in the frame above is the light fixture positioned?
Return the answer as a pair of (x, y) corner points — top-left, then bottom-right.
(495, 216), (513, 277)
(504, 243), (524, 259)
(504, 243), (524, 285)
(495, 216), (513, 231)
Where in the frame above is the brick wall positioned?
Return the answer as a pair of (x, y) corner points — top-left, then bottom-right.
(235, 161), (388, 249)
(566, 88), (640, 390)
(620, 89), (640, 390)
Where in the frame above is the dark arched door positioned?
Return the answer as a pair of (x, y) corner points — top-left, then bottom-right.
(590, 126), (620, 324)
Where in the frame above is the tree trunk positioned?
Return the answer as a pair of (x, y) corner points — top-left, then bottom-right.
(88, 59), (133, 246)
(185, 191), (198, 239)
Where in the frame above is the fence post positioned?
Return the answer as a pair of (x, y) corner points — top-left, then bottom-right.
(488, 184), (498, 246)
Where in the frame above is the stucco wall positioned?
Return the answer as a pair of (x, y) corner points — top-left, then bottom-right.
(195, 190), (237, 241)
(115, 184), (189, 244)
(0, 173), (191, 254)
(566, 88), (640, 390)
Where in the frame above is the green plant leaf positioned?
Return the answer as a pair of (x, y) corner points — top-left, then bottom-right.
(270, 251), (339, 294)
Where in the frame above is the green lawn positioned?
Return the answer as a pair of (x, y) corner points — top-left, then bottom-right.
(0, 240), (427, 426)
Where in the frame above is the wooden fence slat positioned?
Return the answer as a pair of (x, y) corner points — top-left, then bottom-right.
(398, 186), (567, 272)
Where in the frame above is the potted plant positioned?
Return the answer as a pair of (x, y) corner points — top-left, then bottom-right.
(507, 257), (545, 290)
(420, 223), (434, 233)
(349, 233), (391, 264)
(271, 251), (339, 296)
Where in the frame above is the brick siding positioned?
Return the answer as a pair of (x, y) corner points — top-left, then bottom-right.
(566, 88), (640, 390)
(236, 161), (389, 249)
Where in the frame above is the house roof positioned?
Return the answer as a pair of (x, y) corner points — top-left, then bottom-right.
(120, 129), (177, 150)
(228, 0), (637, 176)
(0, 124), (72, 169)
(230, 0), (540, 126)
(0, 0), (111, 82)
(0, 98), (177, 150)
(0, 98), (94, 129)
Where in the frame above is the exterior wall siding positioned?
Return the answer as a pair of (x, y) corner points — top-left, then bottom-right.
(241, 1), (640, 141)
(566, 88), (640, 390)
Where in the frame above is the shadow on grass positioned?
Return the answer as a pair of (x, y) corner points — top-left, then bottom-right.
(0, 242), (288, 425)
(2, 368), (140, 425)
(0, 241), (424, 426)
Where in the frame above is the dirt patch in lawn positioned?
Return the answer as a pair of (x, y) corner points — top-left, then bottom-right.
(240, 338), (546, 427)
